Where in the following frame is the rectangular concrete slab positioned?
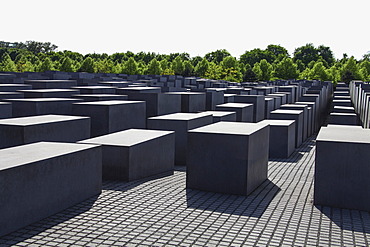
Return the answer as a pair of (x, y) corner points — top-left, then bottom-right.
(314, 126), (370, 211)
(0, 142), (102, 237)
(215, 103), (254, 122)
(187, 122), (269, 196)
(73, 100), (146, 137)
(147, 113), (213, 166)
(79, 129), (175, 181)
(0, 114), (91, 148)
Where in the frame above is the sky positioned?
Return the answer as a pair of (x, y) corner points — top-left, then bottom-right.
(2, 0), (369, 60)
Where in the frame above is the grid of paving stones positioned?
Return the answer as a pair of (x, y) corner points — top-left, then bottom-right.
(1, 136), (370, 246)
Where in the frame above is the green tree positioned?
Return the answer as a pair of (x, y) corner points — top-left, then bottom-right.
(341, 56), (360, 82)
(252, 59), (273, 81)
(273, 57), (299, 79)
(309, 61), (329, 81)
(293, 43), (319, 67)
(358, 60), (370, 81)
(243, 64), (258, 82)
(0, 53), (17, 72)
(59, 57), (75, 72)
(38, 57), (54, 72)
(146, 58), (162, 75)
(194, 58), (209, 77)
(160, 59), (170, 71)
(171, 56), (184, 75)
(182, 60), (194, 76)
(95, 58), (114, 73)
(205, 49), (231, 64)
(122, 57), (138, 75)
(240, 48), (274, 66)
(317, 45), (335, 67)
(15, 54), (34, 72)
(327, 65), (341, 83)
(204, 62), (223, 80)
(79, 57), (95, 73)
(221, 56), (238, 69)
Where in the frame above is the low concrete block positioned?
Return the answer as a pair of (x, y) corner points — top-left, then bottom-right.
(314, 125), (370, 211)
(328, 112), (358, 125)
(234, 95), (265, 122)
(20, 89), (80, 98)
(258, 120), (296, 158)
(0, 84), (32, 92)
(202, 111), (237, 123)
(280, 104), (309, 141)
(73, 100), (146, 137)
(215, 103), (254, 122)
(72, 86), (117, 94)
(79, 129), (175, 181)
(24, 80), (77, 89)
(0, 102), (12, 119)
(0, 92), (23, 100)
(187, 122), (269, 195)
(72, 94), (128, 102)
(147, 113), (213, 166)
(269, 109), (304, 147)
(125, 92), (181, 117)
(166, 92), (206, 113)
(0, 114), (90, 148)
(0, 142), (102, 237)
(5, 98), (81, 117)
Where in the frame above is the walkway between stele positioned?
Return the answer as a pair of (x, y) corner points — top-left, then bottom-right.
(1, 136), (370, 246)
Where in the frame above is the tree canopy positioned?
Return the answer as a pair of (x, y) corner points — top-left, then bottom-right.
(0, 40), (367, 83)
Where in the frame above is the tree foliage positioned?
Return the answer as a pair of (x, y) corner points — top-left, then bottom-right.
(274, 57), (299, 80)
(1, 40), (368, 84)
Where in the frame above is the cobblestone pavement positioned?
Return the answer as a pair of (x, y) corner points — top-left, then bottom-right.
(1, 136), (370, 246)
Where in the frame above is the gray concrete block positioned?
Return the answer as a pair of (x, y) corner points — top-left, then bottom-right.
(269, 109), (303, 147)
(72, 86), (117, 94)
(73, 100), (146, 137)
(5, 98), (81, 117)
(332, 106), (356, 114)
(125, 92), (181, 117)
(0, 142), (102, 237)
(187, 122), (269, 195)
(280, 104), (309, 141)
(268, 93), (287, 105)
(0, 114), (90, 148)
(314, 125), (370, 211)
(79, 129), (174, 181)
(264, 98), (275, 119)
(0, 102), (12, 119)
(0, 92), (23, 100)
(328, 112), (358, 125)
(20, 89), (80, 98)
(332, 99), (352, 107)
(257, 120), (296, 158)
(234, 95), (265, 122)
(166, 92), (206, 113)
(266, 96), (281, 109)
(116, 86), (162, 95)
(202, 111), (237, 123)
(295, 101), (315, 136)
(215, 103), (254, 122)
(0, 84), (32, 92)
(224, 93), (236, 103)
(24, 80), (77, 89)
(72, 94), (128, 102)
(147, 113), (213, 166)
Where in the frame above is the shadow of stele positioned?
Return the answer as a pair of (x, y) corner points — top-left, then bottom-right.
(186, 179), (281, 218)
(316, 205), (370, 234)
(0, 195), (100, 245)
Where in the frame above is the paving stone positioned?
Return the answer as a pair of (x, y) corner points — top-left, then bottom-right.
(0, 136), (369, 246)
